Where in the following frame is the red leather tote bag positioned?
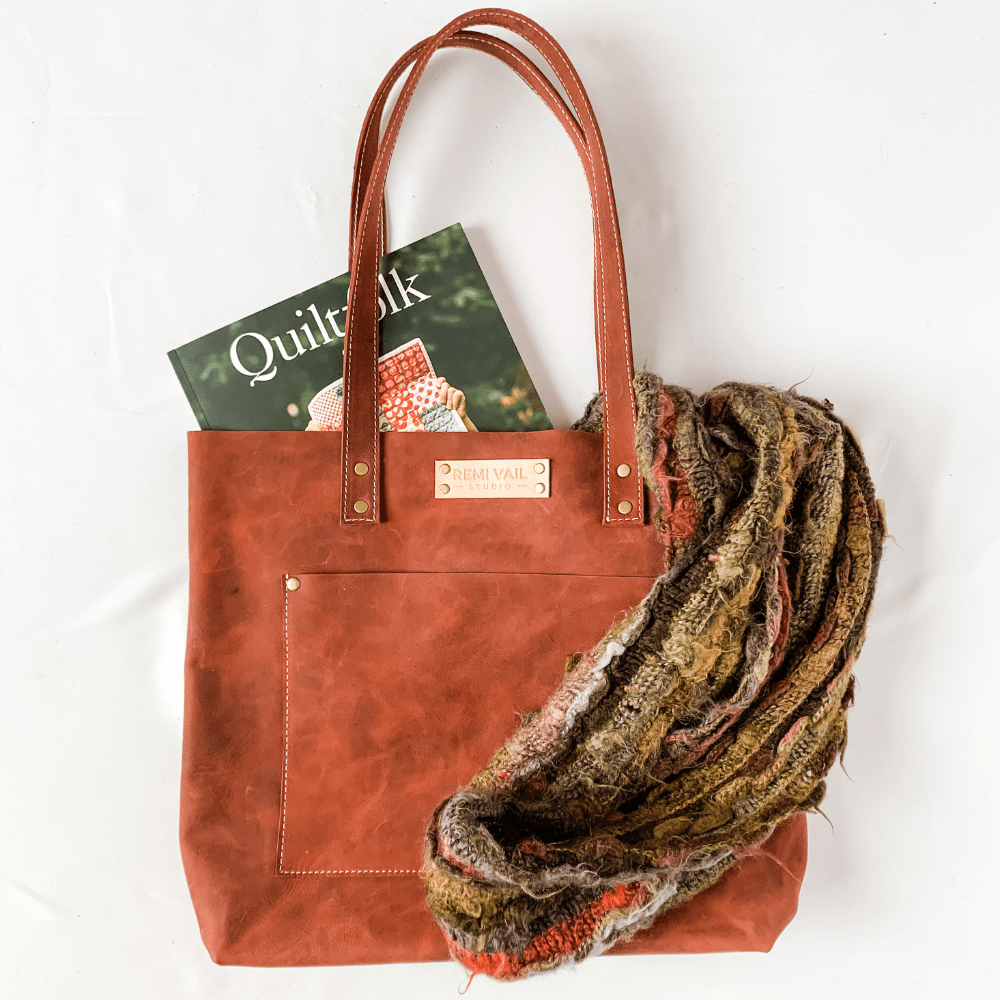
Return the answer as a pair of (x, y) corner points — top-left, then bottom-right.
(180, 8), (810, 968)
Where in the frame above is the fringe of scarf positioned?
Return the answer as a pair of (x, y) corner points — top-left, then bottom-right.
(421, 374), (886, 980)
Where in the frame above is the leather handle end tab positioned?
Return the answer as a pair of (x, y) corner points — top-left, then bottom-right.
(603, 429), (645, 525)
(340, 435), (381, 524)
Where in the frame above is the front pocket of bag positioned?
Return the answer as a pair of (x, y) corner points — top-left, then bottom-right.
(279, 571), (655, 876)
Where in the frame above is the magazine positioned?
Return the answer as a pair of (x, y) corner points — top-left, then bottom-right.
(168, 223), (551, 432)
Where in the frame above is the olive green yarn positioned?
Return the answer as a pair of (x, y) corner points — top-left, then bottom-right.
(423, 374), (886, 980)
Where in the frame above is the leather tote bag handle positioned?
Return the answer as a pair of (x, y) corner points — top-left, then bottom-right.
(349, 29), (589, 265)
(341, 8), (644, 527)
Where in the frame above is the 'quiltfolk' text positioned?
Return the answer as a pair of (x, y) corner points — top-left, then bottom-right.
(229, 268), (431, 386)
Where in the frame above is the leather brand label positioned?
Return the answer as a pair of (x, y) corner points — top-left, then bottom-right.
(434, 459), (550, 499)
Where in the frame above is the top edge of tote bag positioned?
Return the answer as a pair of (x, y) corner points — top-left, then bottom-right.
(180, 7), (883, 971)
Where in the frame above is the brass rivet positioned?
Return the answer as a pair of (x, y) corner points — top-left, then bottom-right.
(534, 463), (546, 474)
(439, 463), (451, 474)
(439, 483), (450, 494)
(616, 463), (631, 478)
(617, 500), (633, 515)
(354, 462), (369, 476)
(534, 483), (545, 494)
(353, 499), (369, 513)
(286, 577), (301, 592)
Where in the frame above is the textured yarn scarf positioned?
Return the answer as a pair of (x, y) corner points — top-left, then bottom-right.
(422, 373), (886, 980)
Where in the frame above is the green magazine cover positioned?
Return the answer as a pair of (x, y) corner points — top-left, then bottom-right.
(168, 223), (551, 432)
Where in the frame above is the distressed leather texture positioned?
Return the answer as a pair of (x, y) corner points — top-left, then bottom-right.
(181, 430), (807, 965)
(180, 7), (809, 968)
(281, 571), (661, 876)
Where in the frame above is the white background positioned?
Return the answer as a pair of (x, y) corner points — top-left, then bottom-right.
(2, 1), (997, 996)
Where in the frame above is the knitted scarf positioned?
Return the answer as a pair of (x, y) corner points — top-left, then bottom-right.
(422, 373), (886, 980)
